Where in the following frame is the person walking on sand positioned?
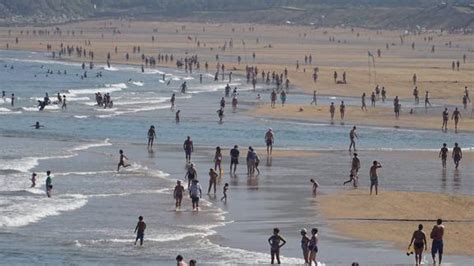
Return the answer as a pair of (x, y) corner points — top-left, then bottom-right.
(430, 219), (445, 265)
(134, 216), (146, 246)
(300, 229), (310, 264)
(424, 91), (431, 108)
(439, 143), (449, 169)
(268, 228), (286, 265)
(183, 136), (193, 162)
(265, 128), (274, 156)
(413, 87), (419, 104)
(442, 108), (449, 131)
(308, 228), (319, 266)
(452, 143), (462, 169)
(45, 171), (53, 197)
(117, 150), (131, 172)
(174, 180), (185, 210)
(330, 102), (335, 121)
(340, 101), (345, 120)
(221, 183), (229, 201)
(189, 179), (202, 211)
(147, 125), (156, 149)
(230, 145), (240, 174)
(349, 126), (358, 152)
(394, 96), (400, 118)
(451, 107), (461, 131)
(207, 168), (218, 194)
(361, 93), (367, 111)
(369, 161), (382, 195)
(408, 224), (427, 266)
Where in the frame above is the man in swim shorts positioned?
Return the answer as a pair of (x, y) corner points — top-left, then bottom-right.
(430, 218), (445, 265)
(230, 145), (239, 174)
(369, 161), (382, 195)
(183, 136), (193, 162)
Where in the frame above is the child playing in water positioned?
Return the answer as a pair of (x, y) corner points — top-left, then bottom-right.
(221, 183), (229, 201)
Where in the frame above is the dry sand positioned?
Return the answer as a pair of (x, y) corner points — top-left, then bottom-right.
(253, 103), (474, 132)
(319, 190), (474, 256)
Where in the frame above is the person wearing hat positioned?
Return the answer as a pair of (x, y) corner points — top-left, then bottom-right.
(265, 128), (274, 156)
(147, 125), (156, 149)
(300, 228), (310, 264)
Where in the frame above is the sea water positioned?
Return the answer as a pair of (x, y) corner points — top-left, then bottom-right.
(0, 50), (472, 265)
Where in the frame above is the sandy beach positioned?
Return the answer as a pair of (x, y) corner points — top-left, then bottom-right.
(320, 189), (474, 256)
(253, 103), (474, 132)
(1, 18), (473, 265)
(0, 20), (472, 102)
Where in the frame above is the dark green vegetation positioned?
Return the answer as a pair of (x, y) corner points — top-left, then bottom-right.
(0, 0), (473, 29)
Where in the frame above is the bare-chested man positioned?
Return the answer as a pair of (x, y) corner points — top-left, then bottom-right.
(439, 143), (449, 169)
(408, 224), (427, 266)
(430, 219), (445, 265)
(361, 93), (367, 111)
(369, 161), (382, 195)
(265, 128), (274, 156)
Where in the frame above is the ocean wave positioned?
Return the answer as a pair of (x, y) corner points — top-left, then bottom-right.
(96, 105), (169, 118)
(73, 115), (88, 119)
(0, 194), (88, 228)
(131, 81), (144, 86)
(70, 139), (112, 152)
(68, 83), (128, 96)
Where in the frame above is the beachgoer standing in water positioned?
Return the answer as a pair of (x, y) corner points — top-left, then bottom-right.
(310, 90), (317, 105)
(452, 143), (462, 169)
(170, 93), (175, 109)
(117, 150), (131, 172)
(45, 170), (53, 197)
(214, 146), (222, 173)
(147, 125), (156, 149)
(221, 183), (229, 201)
(207, 168), (218, 194)
(185, 163), (197, 188)
(183, 136), (193, 162)
(408, 224), (427, 266)
(329, 102), (335, 121)
(439, 143), (449, 169)
(310, 178), (319, 196)
(230, 145), (239, 174)
(265, 128), (274, 156)
(134, 216), (146, 246)
(442, 108), (449, 131)
(268, 228), (286, 265)
(349, 126), (358, 152)
(300, 229), (310, 264)
(340, 101), (345, 120)
(308, 228), (319, 266)
(189, 179), (202, 211)
(369, 161), (382, 195)
(30, 173), (37, 187)
(174, 180), (185, 210)
(175, 110), (180, 123)
(430, 219), (445, 265)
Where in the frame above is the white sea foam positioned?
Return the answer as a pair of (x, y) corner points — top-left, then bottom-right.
(131, 81), (144, 86)
(68, 83), (127, 95)
(96, 105), (169, 118)
(73, 115), (88, 119)
(0, 194), (88, 227)
(70, 139), (112, 152)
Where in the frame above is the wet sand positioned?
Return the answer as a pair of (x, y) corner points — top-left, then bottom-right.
(319, 190), (474, 256)
(253, 103), (474, 132)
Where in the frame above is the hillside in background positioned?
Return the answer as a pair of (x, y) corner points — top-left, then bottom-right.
(0, 0), (473, 30)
